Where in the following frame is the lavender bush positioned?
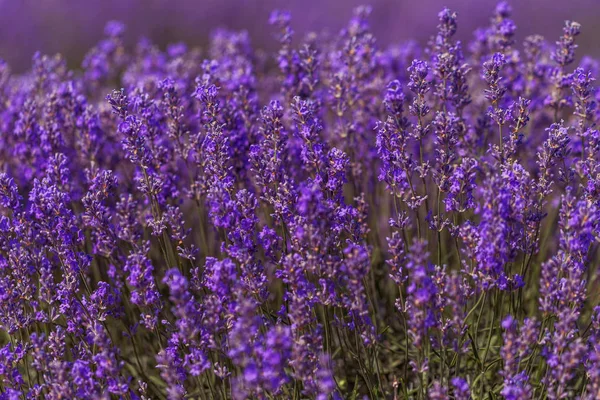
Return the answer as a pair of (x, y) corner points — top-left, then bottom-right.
(0, 2), (599, 399)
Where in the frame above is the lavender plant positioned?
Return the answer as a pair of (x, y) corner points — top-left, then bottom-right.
(0, 2), (599, 399)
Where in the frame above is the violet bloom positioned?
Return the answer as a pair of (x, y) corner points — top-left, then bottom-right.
(0, 2), (598, 399)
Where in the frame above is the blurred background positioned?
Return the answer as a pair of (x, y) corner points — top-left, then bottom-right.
(1, 0), (599, 71)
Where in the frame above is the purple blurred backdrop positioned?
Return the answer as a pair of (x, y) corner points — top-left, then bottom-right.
(1, 0), (599, 71)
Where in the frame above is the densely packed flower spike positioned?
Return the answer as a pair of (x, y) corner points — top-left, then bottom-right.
(0, 2), (599, 399)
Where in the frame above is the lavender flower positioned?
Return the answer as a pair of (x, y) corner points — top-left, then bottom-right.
(0, 3), (597, 399)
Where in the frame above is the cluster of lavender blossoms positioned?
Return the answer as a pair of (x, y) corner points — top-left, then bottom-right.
(0, 3), (600, 399)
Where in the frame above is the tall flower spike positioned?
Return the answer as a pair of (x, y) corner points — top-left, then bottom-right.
(0, 173), (22, 211)
(552, 21), (581, 68)
(500, 316), (538, 399)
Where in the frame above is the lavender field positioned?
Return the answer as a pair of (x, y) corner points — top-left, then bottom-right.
(0, 1), (599, 399)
